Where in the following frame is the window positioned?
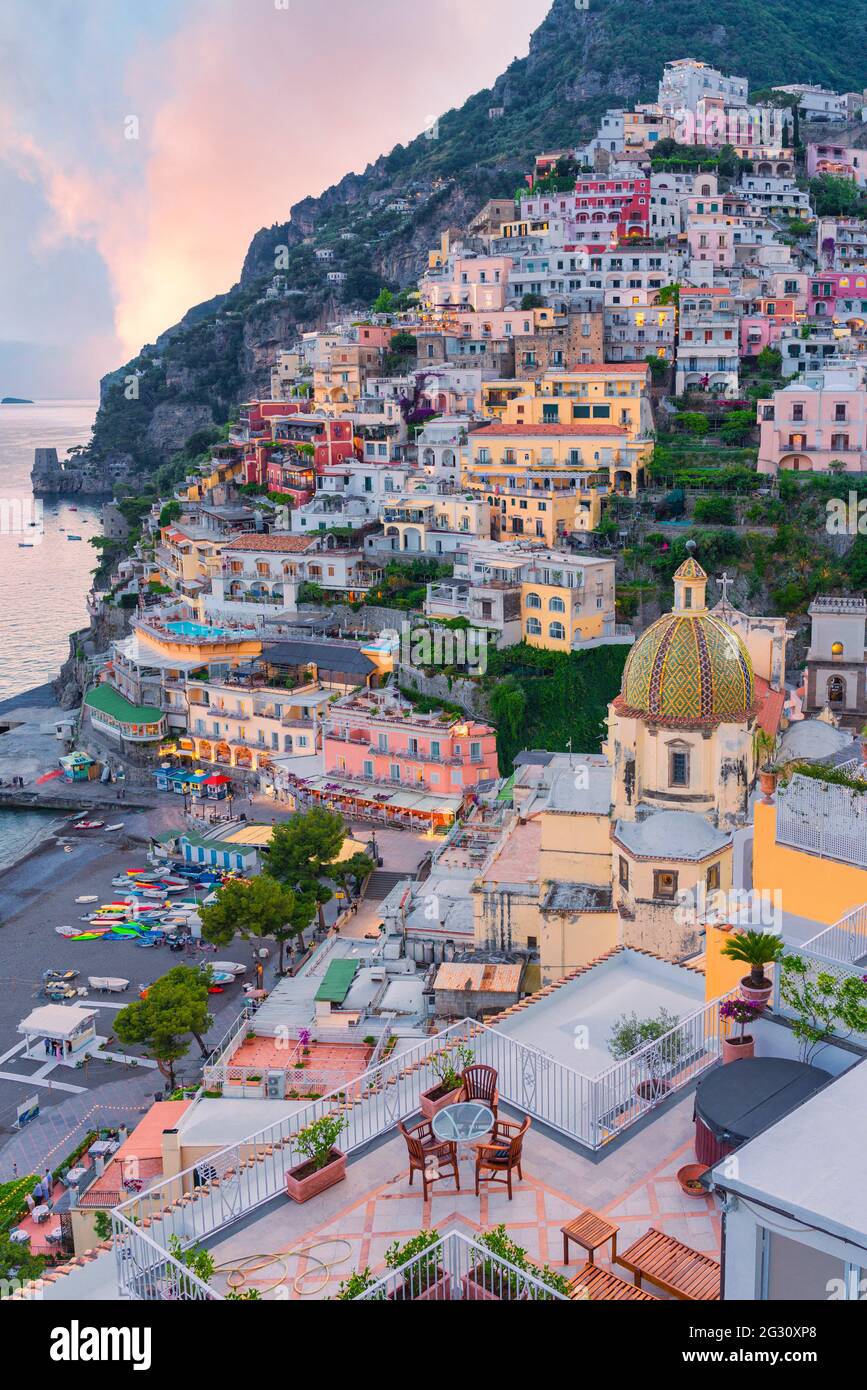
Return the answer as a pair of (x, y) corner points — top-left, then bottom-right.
(526, 617), (542, 636)
(549, 596), (566, 612)
(525, 592), (542, 609)
(548, 621), (566, 640)
(706, 862), (721, 892)
(389, 764), (401, 782)
(619, 856), (630, 889)
(653, 869), (679, 900)
(669, 749), (690, 787)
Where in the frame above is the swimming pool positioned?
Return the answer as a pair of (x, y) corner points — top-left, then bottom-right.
(164, 621), (255, 640)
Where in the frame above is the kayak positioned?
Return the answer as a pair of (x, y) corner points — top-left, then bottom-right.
(75, 821), (105, 830)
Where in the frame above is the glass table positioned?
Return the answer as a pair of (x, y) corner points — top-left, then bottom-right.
(431, 1101), (494, 1164)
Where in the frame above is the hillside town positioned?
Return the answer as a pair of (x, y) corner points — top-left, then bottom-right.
(3, 57), (867, 1312)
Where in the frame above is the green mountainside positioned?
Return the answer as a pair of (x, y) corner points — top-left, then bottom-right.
(84, 0), (867, 477)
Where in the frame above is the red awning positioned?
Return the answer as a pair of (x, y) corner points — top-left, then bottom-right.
(204, 773), (232, 785)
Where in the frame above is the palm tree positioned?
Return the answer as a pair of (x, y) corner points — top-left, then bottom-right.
(721, 930), (784, 989)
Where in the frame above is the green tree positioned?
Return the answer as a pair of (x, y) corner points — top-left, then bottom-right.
(114, 966), (213, 1087)
(158, 500), (182, 527)
(371, 287), (395, 314)
(332, 852), (375, 904)
(266, 807), (348, 938)
(809, 174), (864, 218)
(779, 956), (867, 1064)
(199, 873), (298, 972)
(520, 293), (545, 310)
(756, 346), (782, 378)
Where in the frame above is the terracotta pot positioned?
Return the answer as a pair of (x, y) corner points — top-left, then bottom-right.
(739, 977), (773, 1009)
(721, 1033), (756, 1064)
(677, 1163), (710, 1196)
(759, 768), (777, 801)
(462, 1267), (529, 1301)
(419, 1083), (462, 1119)
(285, 1148), (346, 1203)
(387, 1270), (451, 1301)
(635, 1078), (671, 1103)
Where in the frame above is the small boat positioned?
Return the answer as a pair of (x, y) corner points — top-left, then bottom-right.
(211, 962), (248, 976)
(43, 969), (79, 982)
(55, 925), (80, 937)
(75, 895), (98, 904)
(88, 976), (130, 993)
(69, 505), (78, 511)
(75, 820), (104, 830)
(105, 823), (125, 831)
(67, 535), (82, 541)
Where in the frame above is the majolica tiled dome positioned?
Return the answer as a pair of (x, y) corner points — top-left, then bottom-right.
(618, 559), (756, 726)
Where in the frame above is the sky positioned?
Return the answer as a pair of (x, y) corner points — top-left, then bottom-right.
(0, 0), (551, 399)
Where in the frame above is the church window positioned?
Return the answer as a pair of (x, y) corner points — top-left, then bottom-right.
(669, 750), (690, 787)
(683, 587), (693, 610)
(828, 675), (846, 705)
(619, 856), (630, 889)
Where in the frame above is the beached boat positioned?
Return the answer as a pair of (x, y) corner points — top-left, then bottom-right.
(75, 820), (104, 830)
(88, 976), (130, 993)
(55, 925), (80, 937)
(211, 962), (248, 976)
(105, 823), (125, 831)
(75, 895), (98, 904)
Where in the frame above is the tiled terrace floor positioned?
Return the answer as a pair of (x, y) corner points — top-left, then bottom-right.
(227, 1037), (372, 1083)
(207, 1094), (720, 1299)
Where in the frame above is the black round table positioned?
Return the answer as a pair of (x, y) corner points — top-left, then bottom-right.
(694, 1057), (831, 1164)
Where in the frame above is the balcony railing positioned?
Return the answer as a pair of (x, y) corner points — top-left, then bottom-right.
(775, 774), (867, 869)
(111, 1001), (733, 1295)
(354, 1230), (569, 1301)
(801, 902), (867, 966)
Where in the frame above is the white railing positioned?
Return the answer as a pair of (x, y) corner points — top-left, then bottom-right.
(111, 998), (735, 1294)
(773, 943), (867, 1044)
(802, 903), (867, 966)
(352, 1230), (569, 1301)
(775, 774), (867, 869)
(113, 1219), (219, 1301)
(201, 1003), (255, 1085)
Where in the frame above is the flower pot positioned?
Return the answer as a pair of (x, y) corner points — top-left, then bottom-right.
(462, 1267), (529, 1301)
(285, 1148), (346, 1203)
(420, 1083), (462, 1119)
(721, 1033), (756, 1064)
(677, 1163), (710, 1196)
(739, 977), (772, 1009)
(387, 1269), (451, 1301)
(759, 769), (777, 801)
(635, 1079), (671, 1103)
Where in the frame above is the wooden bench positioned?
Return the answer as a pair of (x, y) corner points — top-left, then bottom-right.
(568, 1263), (658, 1302)
(616, 1227), (721, 1301)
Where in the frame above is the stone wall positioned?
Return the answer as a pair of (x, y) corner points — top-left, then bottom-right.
(395, 661), (487, 717)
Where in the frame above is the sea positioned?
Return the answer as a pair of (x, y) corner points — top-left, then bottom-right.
(0, 398), (100, 869)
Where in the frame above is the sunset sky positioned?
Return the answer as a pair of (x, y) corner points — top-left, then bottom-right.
(0, 0), (551, 398)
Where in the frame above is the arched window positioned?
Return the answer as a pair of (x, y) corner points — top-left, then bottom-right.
(548, 621), (566, 640)
(549, 596), (566, 612)
(828, 675), (846, 705)
(525, 592), (542, 609)
(526, 617), (542, 636)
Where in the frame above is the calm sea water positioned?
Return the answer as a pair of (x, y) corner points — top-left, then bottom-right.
(0, 399), (100, 703)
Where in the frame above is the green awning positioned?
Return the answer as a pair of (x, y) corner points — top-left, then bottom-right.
(314, 958), (358, 1005)
(84, 685), (162, 725)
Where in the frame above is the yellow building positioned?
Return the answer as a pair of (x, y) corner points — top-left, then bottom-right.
(463, 419), (650, 499)
(157, 524), (225, 597)
(520, 553), (616, 651)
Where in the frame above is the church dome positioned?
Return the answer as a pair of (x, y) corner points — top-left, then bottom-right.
(617, 557), (756, 727)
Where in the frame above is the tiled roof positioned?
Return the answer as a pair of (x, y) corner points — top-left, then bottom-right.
(472, 422), (627, 437)
(222, 534), (321, 552)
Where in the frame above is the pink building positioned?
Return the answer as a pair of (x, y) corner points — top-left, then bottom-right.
(324, 693), (498, 798)
(522, 177), (650, 241)
(757, 365), (867, 475)
(739, 299), (800, 356)
(809, 271), (867, 320)
(807, 142), (867, 189)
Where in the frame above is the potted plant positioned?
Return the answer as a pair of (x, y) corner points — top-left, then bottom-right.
(607, 1009), (682, 1101)
(753, 728), (779, 800)
(333, 1266), (384, 1301)
(285, 1113), (347, 1203)
(719, 997), (762, 1063)
(721, 930), (784, 1008)
(462, 1225), (570, 1302)
(420, 1042), (474, 1119)
(384, 1230), (450, 1301)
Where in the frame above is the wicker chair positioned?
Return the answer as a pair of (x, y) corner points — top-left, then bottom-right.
(474, 1116), (530, 1199)
(460, 1063), (499, 1118)
(398, 1118), (460, 1201)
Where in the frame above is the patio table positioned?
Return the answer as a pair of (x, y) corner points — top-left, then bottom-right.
(88, 1140), (114, 1157)
(32, 1204), (50, 1224)
(562, 1209), (620, 1266)
(431, 1101), (494, 1164)
(64, 1166), (88, 1186)
(8, 1229), (30, 1245)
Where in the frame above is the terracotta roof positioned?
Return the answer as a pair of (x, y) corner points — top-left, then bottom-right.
(544, 363), (650, 374)
(433, 963), (524, 993)
(754, 675), (787, 738)
(222, 534), (321, 552)
(473, 422), (627, 438)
